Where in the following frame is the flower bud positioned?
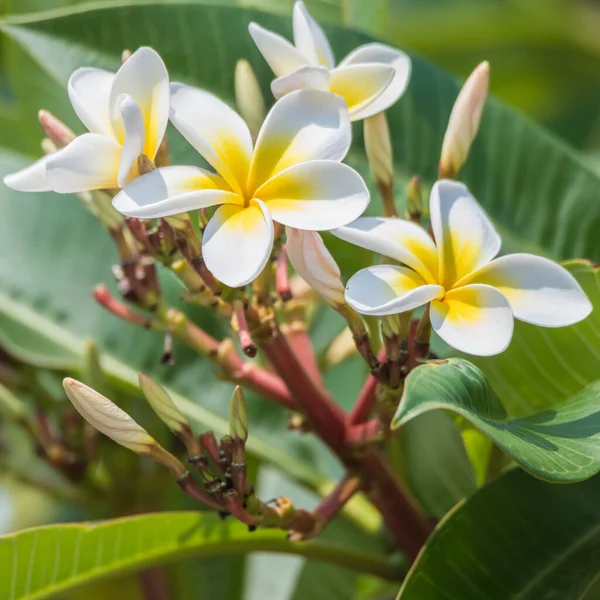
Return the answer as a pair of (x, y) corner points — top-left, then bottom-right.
(439, 61), (490, 179)
(229, 386), (248, 442)
(38, 110), (75, 149)
(364, 112), (393, 190)
(286, 227), (345, 308)
(139, 373), (189, 435)
(63, 378), (186, 477)
(406, 175), (423, 223)
(235, 59), (266, 138)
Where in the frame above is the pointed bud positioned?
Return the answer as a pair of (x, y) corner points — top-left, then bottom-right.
(286, 228), (345, 308)
(364, 112), (396, 217)
(63, 378), (186, 477)
(41, 138), (58, 155)
(439, 61), (490, 179)
(364, 112), (393, 189)
(229, 386), (248, 442)
(406, 176), (423, 223)
(38, 110), (75, 149)
(235, 59), (266, 138)
(122, 49), (132, 63)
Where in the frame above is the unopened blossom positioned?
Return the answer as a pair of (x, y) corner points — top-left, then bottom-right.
(334, 180), (592, 356)
(286, 227), (345, 307)
(439, 61), (490, 179)
(4, 47), (169, 194)
(249, 1), (410, 121)
(113, 88), (369, 288)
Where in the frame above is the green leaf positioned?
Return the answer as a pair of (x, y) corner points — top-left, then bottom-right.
(467, 261), (600, 415)
(0, 512), (399, 600)
(393, 357), (600, 482)
(397, 468), (600, 600)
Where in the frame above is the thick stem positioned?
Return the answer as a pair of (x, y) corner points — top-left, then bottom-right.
(362, 450), (432, 560)
(257, 325), (347, 455)
(346, 419), (384, 447)
(284, 322), (324, 388)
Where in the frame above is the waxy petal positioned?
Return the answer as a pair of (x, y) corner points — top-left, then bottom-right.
(248, 22), (309, 77)
(339, 43), (411, 120)
(46, 133), (121, 193)
(112, 166), (238, 219)
(466, 254), (592, 327)
(329, 64), (395, 121)
(116, 94), (146, 188)
(293, 1), (335, 68)
(332, 217), (438, 284)
(4, 155), (52, 192)
(109, 47), (170, 160)
(271, 66), (330, 100)
(256, 161), (369, 230)
(68, 67), (114, 137)
(203, 198), (274, 288)
(345, 264), (443, 316)
(430, 284), (513, 356)
(286, 227), (345, 306)
(248, 90), (350, 192)
(430, 180), (501, 289)
(170, 83), (253, 196)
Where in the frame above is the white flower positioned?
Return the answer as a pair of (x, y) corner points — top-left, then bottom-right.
(248, 1), (410, 122)
(334, 180), (592, 356)
(286, 227), (345, 307)
(112, 87), (370, 288)
(4, 47), (169, 194)
(439, 61), (490, 179)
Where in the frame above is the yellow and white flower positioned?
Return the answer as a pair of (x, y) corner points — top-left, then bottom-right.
(334, 180), (592, 356)
(4, 47), (169, 194)
(112, 87), (369, 288)
(249, 1), (410, 121)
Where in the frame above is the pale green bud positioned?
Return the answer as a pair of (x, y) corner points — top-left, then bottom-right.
(364, 111), (393, 189)
(139, 373), (188, 435)
(235, 59), (266, 138)
(229, 386), (248, 442)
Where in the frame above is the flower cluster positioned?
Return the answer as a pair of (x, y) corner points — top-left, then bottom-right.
(4, 0), (591, 357)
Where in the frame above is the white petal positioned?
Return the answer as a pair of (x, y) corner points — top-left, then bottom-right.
(115, 94), (146, 188)
(345, 264), (442, 316)
(430, 284), (514, 356)
(68, 67), (115, 136)
(203, 199), (274, 288)
(248, 90), (350, 192)
(329, 64), (395, 121)
(466, 254), (592, 327)
(286, 227), (345, 306)
(112, 166), (238, 218)
(256, 160), (368, 230)
(430, 180), (501, 288)
(46, 134), (121, 193)
(271, 66), (330, 100)
(3, 155), (52, 192)
(332, 217), (438, 284)
(248, 22), (309, 77)
(339, 43), (411, 120)
(170, 83), (252, 195)
(109, 47), (170, 160)
(293, 1), (335, 68)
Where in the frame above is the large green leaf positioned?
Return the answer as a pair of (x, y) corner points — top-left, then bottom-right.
(397, 468), (600, 600)
(393, 358), (600, 482)
(469, 261), (600, 415)
(0, 512), (399, 600)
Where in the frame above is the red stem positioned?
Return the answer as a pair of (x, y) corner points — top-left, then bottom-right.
(234, 301), (257, 358)
(348, 348), (386, 425)
(287, 326), (324, 388)
(315, 474), (361, 524)
(276, 246), (292, 301)
(93, 285), (150, 328)
(346, 419), (383, 447)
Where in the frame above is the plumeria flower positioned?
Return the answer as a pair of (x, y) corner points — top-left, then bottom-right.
(112, 87), (369, 288)
(4, 47), (169, 194)
(249, 1), (410, 122)
(334, 180), (592, 356)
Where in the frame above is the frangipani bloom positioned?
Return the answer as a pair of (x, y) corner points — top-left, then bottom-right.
(4, 47), (169, 194)
(334, 180), (592, 356)
(249, 1), (410, 122)
(112, 88), (369, 288)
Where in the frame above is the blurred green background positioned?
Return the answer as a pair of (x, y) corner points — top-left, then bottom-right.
(4, 0), (600, 156)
